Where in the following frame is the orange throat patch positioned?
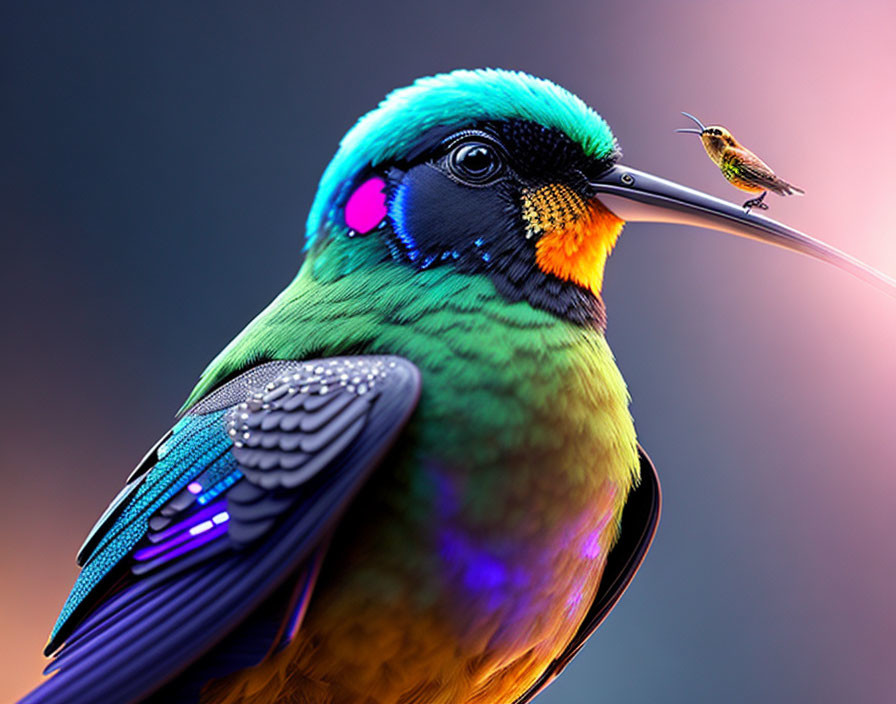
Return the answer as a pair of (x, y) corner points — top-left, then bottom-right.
(523, 183), (625, 296)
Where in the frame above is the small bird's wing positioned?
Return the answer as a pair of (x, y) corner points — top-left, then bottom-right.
(722, 148), (803, 195)
(22, 356), (420, 704)
(512, 446), (661, 704)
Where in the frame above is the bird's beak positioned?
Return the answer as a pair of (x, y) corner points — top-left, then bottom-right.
(590, 165), (896, 296)
(676, 111), (706, 135)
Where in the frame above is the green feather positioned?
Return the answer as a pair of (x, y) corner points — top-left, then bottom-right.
(183, 231), (638, 487)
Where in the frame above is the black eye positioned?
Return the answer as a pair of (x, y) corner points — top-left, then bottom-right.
(447, 141), (503, 186)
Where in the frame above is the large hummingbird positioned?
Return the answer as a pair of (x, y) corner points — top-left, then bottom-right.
(21, 69), (894, 704)
(677, 111), (804, 212)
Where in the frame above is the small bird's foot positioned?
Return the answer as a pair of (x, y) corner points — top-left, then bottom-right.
(742, 192), (768, 213)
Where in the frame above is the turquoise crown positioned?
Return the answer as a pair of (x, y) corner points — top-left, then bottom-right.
(305, 68), (619, 246)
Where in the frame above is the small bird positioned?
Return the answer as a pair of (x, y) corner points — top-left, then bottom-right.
(676, 111), (804, 212)
(21, 70), (894, 704)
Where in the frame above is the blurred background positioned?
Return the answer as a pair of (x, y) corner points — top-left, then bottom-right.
(2, 1), (894, 701)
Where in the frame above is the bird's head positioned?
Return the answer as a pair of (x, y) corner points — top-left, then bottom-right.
(675, 112), (739, 163)
(305, 70), (894, 326)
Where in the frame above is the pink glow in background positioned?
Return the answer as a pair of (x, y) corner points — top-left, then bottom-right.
(2, 1), (894, 702)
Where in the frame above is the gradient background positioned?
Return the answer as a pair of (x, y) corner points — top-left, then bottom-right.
(2, 1), (894, 702)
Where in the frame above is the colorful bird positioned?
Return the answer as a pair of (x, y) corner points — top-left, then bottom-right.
(21, 70), (894, 704)
(676, 111), (804, 211)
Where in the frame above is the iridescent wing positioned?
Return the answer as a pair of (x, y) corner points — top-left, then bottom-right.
(23, 356), (420, 704)
(723, 149), (800, 195)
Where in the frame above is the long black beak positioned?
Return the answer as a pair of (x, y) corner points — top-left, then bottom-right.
(590, 165), (896, 297)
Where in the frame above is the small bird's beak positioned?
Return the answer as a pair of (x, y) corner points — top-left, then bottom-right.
(590, 165), (896, 296)
(676, 111), (706, 135)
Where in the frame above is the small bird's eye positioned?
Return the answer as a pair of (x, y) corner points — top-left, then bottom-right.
(447, 141), (503, 186)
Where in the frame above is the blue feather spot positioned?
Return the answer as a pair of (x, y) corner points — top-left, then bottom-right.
(439, 528), (529, 612)
(389, 180), (420, 262)
(197, 467), (243, 505)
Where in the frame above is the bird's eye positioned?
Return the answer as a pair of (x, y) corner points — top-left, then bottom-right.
(447, 141), (503, 186)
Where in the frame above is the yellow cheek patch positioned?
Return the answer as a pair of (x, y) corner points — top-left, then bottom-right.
(524, 185), (624, 296)
(522, 183), (587, 236)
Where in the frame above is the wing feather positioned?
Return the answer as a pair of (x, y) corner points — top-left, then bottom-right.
(22, 355), (420, 704)
(723, 149), (803, 195)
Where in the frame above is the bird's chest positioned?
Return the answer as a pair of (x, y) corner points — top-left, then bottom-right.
(288, 324), (638, 701)
(422, 358), (626, 630)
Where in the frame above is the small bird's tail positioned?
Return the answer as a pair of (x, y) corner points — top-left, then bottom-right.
(770, 178), (804, 197)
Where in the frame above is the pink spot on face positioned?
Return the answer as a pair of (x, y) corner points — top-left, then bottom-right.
(344, 177), (387, 234)
(187, 482), (202, 495)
